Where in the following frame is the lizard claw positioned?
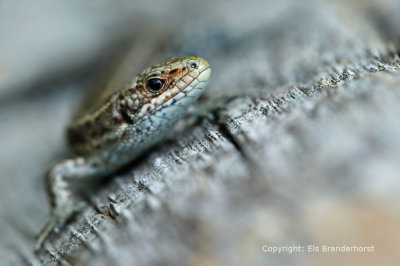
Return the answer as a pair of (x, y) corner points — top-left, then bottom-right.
(185, 94), (240, 125)
(35, 202), (85, 252)
(35, 212), (62, 251)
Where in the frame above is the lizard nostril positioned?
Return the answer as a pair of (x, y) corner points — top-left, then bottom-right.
(187, 60), (199, 69)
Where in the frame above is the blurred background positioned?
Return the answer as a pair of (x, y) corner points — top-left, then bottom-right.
(1, 0), (400, 265)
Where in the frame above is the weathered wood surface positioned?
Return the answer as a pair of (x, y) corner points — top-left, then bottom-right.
(1, 0), (400, 265)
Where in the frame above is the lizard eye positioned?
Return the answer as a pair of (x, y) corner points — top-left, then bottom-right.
(146, 78), (165, 92)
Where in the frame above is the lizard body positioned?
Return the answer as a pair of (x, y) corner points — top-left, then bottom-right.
(36, 56), (211, 249)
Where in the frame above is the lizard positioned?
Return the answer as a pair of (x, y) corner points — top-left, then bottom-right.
(36, 56), (211, 250)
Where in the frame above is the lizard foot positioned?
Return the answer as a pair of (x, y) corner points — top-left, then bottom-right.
(185, 94), (240, 125)
(35, 201), (85, 252)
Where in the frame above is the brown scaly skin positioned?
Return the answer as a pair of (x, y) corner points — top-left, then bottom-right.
(36, 56), (211, 250)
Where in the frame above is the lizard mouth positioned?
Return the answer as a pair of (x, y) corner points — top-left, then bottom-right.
(184, 65), (211, 95)
(172, 61), (211, 107)
(181, 56), (211, 95)
(140, 57), (211, 121)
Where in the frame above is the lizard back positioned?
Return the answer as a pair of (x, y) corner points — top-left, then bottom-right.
(65, 56), (211, 160)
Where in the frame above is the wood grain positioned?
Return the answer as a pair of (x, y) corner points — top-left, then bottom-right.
(1, 0), (400, 265)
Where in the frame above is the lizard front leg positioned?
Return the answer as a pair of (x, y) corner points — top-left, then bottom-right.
(36, 156), (107, 250)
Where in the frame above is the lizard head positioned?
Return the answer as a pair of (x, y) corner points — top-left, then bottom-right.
(117, 56), (211, 124)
